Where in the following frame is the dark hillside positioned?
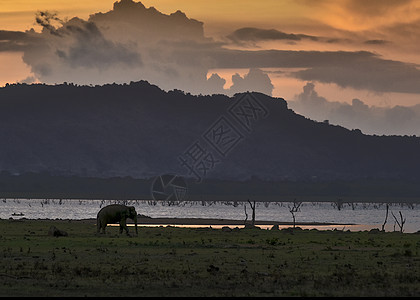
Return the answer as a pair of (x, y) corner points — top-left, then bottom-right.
(1, 81), (420, 200)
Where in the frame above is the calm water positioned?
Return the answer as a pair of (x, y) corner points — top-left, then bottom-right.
(1, 198), (419, 233)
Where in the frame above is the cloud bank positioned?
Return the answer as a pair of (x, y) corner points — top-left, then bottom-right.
(289, 82), (420, 136)
(0, 0), (276, 96)
(1, 0), (420, 98)
(227, 27), (319, 44)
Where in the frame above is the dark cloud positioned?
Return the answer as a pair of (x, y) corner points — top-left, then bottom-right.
(206, 49), (376, 69)
(227, 27), (319, 43)
(89, 0), (206, 44)
(292, 54), (420, 94)
(35, 11), (64, 35)
(18, 15), (141, 82)
(54, 19), (141, 69)
(364, 39), (390, 45)
(289, 82), (420, 136)
(0, 30), (28, 40)
(204, 48), (420, 94)
(225, 27), (354, 47)
(0, 29), (40, 51)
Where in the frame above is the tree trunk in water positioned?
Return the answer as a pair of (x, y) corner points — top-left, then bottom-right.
(381, 204), (389, 231)
(248, 200), (256, 227)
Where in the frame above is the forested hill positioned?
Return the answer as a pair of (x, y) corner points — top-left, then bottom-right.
(1, 80), (420, 184)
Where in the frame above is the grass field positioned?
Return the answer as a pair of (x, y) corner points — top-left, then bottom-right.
(0, 218), (419, 297)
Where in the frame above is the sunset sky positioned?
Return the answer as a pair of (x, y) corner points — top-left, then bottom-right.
(1, 0), (420, 135)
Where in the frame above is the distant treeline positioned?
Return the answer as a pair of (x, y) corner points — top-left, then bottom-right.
(0, 172), (419, 204)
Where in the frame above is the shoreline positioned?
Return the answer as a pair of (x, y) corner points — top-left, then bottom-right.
(6, 217), (420, 233)
(6, 216), (355, 226)
(135, 217), (355, 226)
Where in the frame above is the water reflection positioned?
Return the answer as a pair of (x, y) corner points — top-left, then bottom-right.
(1, 198), (419, 233)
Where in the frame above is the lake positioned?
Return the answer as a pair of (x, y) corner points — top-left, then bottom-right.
(1, 198), (419, 233)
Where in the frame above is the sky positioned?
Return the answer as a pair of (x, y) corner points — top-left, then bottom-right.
(1, 0), (420, 135)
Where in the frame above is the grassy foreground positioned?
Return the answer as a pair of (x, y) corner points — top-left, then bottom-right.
(0, 219), (419, 297)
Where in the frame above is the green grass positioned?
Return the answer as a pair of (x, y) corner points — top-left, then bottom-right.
(0, 219), (419, 297)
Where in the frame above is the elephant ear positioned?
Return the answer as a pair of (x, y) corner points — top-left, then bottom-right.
(123, 208), (131, 217)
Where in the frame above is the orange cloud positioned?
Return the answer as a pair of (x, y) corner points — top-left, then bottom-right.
(295, 0), (420, 31)
(0, 0), (116, 31)
(0, 52), (32, 86)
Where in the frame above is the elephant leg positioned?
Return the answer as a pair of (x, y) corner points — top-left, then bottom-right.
(98, 220), (107, 234)
(97, 220), (105, 234)
(119, 219), (125, 234)
(120, 219), (129, 235)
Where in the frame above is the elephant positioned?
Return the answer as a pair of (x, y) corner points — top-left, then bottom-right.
(97, 204), (138, 236)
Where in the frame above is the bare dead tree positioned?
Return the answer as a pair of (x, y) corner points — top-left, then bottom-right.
(243, 204), (248, 225)
(288, 200), (302, 228)
(334, 198), (343, 211)
(247, 200), (256, 227)
(391, 210), (406, 233)
(243, 200), (256, 227)
(381, 204), (389, 231)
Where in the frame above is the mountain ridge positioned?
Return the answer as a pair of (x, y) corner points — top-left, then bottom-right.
(1, 80), (420, 183)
